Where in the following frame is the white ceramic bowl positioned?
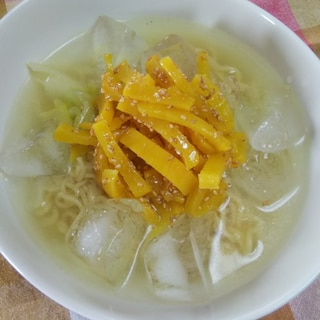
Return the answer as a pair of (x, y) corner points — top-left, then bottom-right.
(1, 0), (320, 319)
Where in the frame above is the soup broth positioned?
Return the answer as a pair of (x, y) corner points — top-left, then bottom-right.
(1, 17), (310, 303)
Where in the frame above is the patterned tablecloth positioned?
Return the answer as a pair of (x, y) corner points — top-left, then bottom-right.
(0, 0), (319, 319)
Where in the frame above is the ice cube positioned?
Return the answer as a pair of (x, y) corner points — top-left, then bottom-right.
(142, 35), (197, 79)
(89, 16), (148, 73)
(144, 213), (219, 300)
(237, 88), (308, 153)
(270, 90), (309, 148)
(66, 199), (148, 286)
(0, 126), (69, 177)
(144, 232), (191, 300)
(250, 109), (289, 152)
(230, 148), (298, 208)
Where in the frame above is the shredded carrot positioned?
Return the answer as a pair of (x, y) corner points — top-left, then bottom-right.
(54, 51), (248, 237)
